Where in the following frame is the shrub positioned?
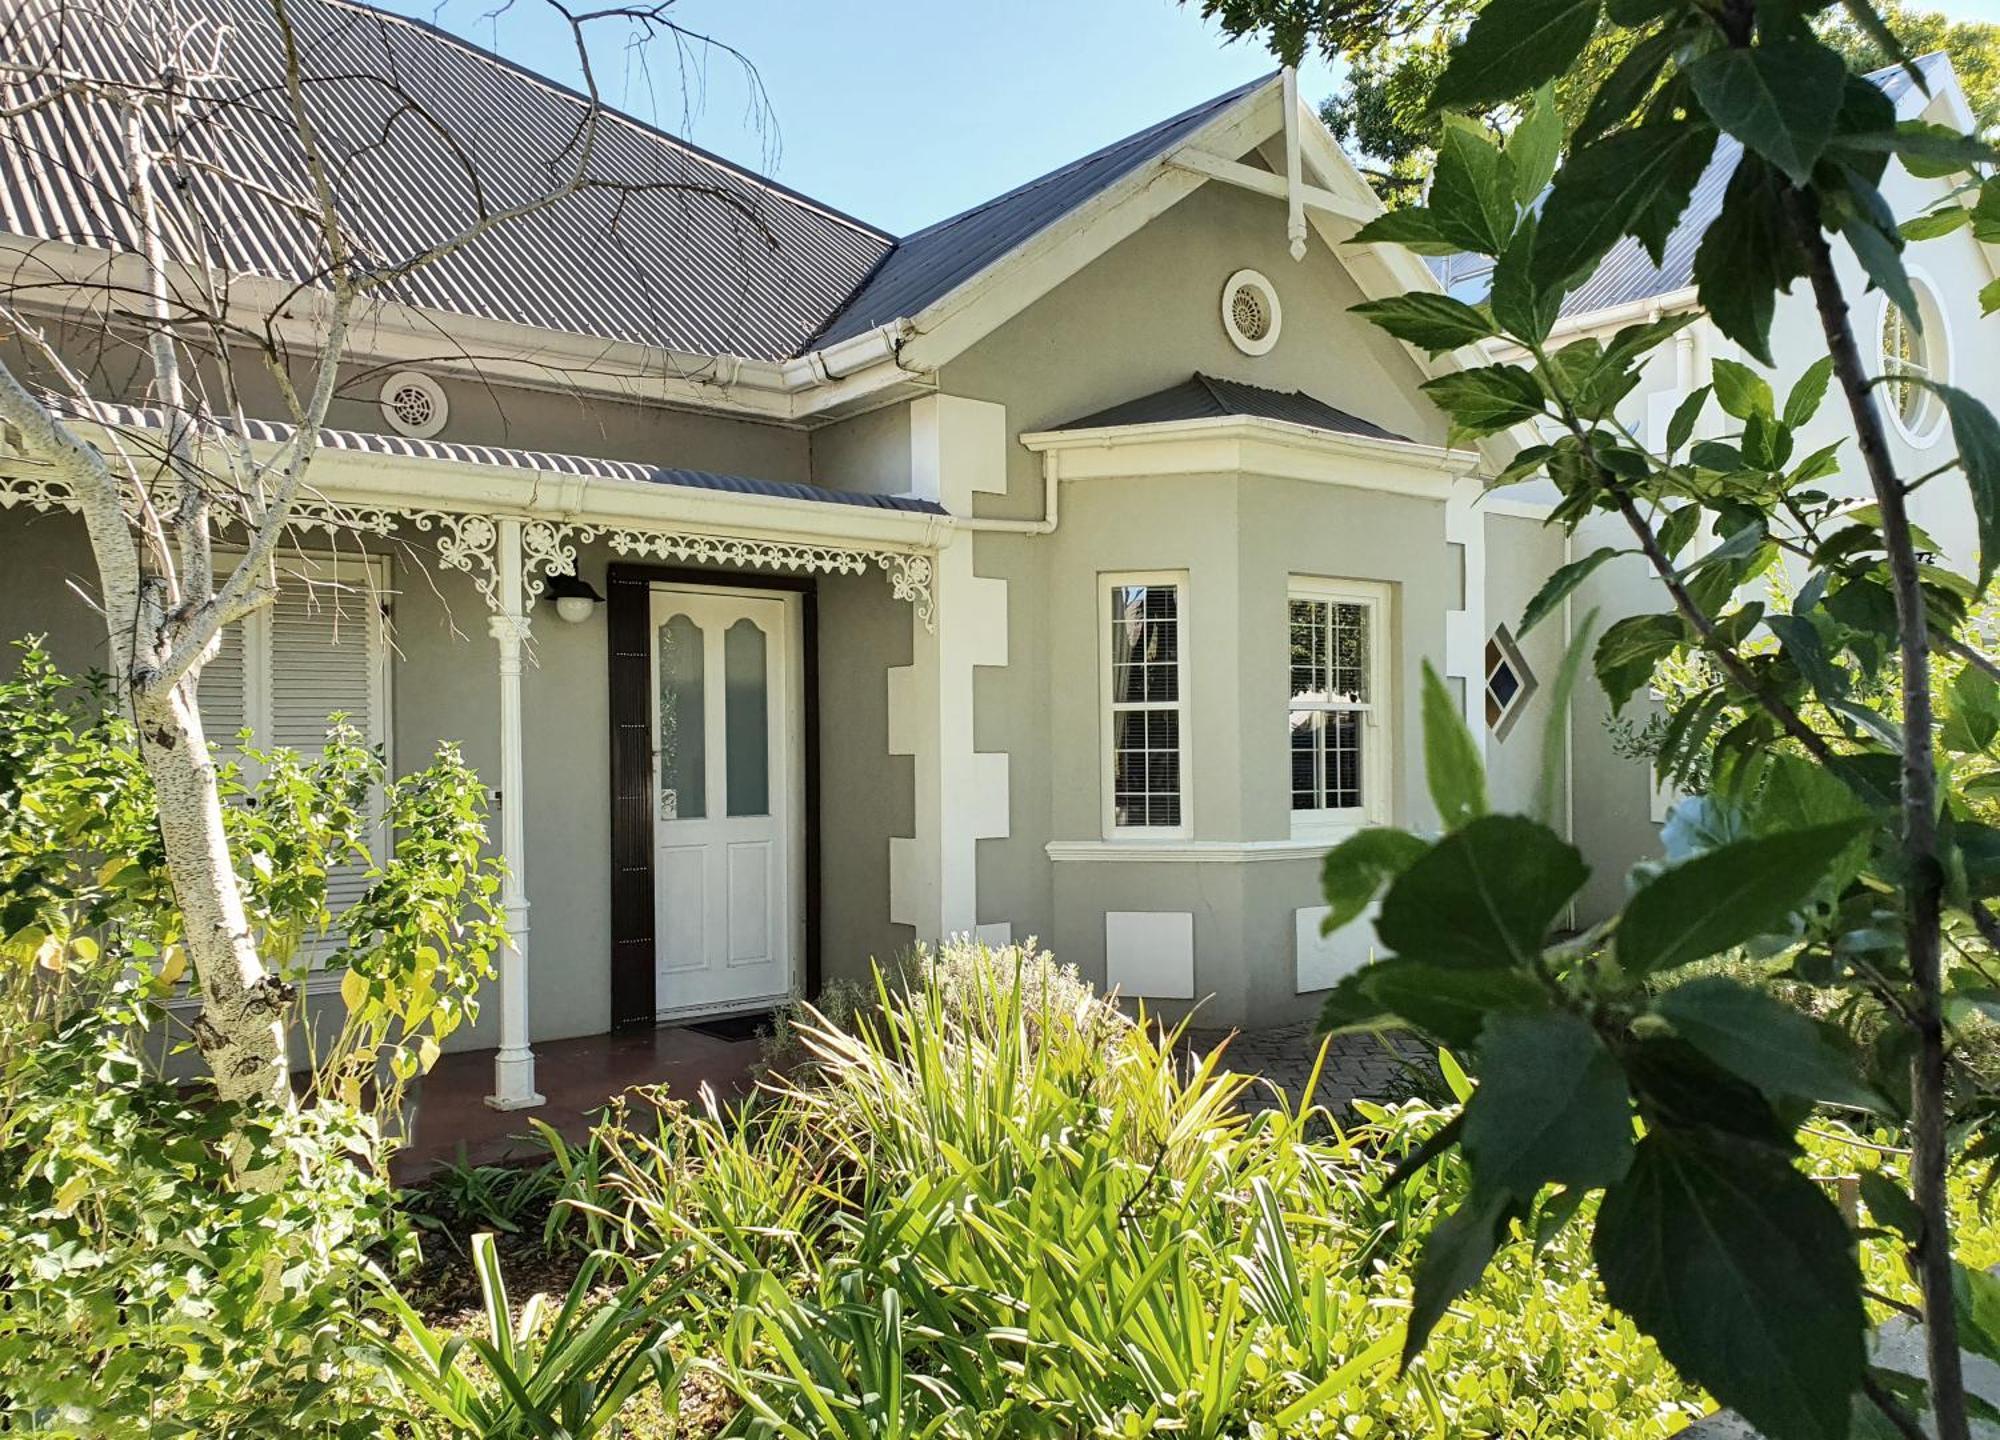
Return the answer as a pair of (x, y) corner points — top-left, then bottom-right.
(553, 941), (1713, 1437)
(0, 643), (503, 1433)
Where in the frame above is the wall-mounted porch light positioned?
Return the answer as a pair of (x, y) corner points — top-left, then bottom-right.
(544, 571), (605, 624)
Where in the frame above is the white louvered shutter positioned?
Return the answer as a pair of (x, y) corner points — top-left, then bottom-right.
(195, 618), (250, 751)
(266, 557), (389, 925)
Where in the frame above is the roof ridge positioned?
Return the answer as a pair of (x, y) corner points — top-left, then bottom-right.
(320, 0), (897, 243)
(888, 70), (1278, 246)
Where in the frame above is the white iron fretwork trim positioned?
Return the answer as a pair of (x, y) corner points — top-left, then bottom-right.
(0, 474), (938, 631)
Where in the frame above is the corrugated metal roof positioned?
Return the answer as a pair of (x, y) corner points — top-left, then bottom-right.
(0, 0), (892, 360)
(56, 399), (947, 513)
(806, 74), (1277, 348)
(1054, 373), (1410, 442)
(0, 0), (1276, 365)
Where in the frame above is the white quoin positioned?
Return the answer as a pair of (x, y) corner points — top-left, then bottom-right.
(486, 516), (543, 1110)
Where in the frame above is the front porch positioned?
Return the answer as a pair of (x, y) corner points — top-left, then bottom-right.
(393, 1022), (761, 1182)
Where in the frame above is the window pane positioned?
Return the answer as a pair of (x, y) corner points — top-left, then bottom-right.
(1330, 603), (1369, 703)
(724, 619), (769, 817)
(1291, 711), (1320, 811)
(1111, 584), (1179, 701)
(657, 612), (705, 820)
(1112, 706), (1180, 828)
(1290, 599), (1325, 701)
(1328, 711), (1363, 808)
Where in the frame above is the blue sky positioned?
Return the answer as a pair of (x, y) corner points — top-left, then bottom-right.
(387, 0), (1993, 238)
(385, 0), (1336, 235)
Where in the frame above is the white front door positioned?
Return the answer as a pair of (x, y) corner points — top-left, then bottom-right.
(649, 585), (800, 1019)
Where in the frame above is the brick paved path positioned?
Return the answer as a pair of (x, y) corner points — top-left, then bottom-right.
(1184, 1022), (1440, 1115)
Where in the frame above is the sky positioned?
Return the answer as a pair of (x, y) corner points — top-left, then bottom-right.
(380, 0), (1996, 239)
(379, 0), (1337, 236)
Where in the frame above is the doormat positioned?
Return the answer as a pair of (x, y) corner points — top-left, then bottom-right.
(687, 1010), (776, 1043)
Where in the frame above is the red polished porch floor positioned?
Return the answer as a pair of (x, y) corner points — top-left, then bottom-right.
(395, 1024), (759, 1183)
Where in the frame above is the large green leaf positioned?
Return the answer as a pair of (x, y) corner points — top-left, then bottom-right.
(1594, 1128), (1867, 1440)
(1430, 0), (1601, 113)
(1377, 814), (1588, 969)
(1925, 382), (2000, 587)
(1507, 86), (1563, 204)
(1350, 294), (1497, 355)
(1694, 154), (1807, 366)
(1783, 357), (1835, 429)
(1320, 825), (1430, 933)
(1519, 546), (1623, 637)
(1422, 659), (1487, 831)
(1319, 957), (1549, 1049)
(1533, 124), (1715, 291)
(1429, 117), (1519, 258)
(1654, 977), (1883, 1111)
(1593, 612), (1686, 712)
(1687, 41), (1846, 186)
(1420, 364), (1547, 438)
(1349, 205), (1461, 256)
(1711, 358), (1775, 421)
(1463, 1011), (1632, 1201)
(1404, 1187), (1516, 1367)
(1488, 215), (1559, 345)
(1616, 820), (1869, 976)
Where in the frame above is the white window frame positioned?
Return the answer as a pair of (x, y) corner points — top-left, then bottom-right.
(1288, 576), (1392, 840)
(1099, 570), (1193, 841)
(1876, 269), (1951, 449)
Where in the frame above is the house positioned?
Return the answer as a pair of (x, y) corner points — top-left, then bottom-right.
(6, 0), (1971, 1111)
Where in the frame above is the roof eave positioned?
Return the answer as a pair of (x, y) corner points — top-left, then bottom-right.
(1021, 412), (1480, 488)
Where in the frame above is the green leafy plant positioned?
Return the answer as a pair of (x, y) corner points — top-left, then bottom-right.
(1198, 1), (2000, 1433)
(375, 1231), (690, 1439)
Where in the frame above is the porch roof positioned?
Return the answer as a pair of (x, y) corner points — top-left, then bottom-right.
(57, 400), (947, 516)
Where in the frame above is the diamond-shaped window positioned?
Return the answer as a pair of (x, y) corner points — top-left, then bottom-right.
(1484, 626), (1538, 740)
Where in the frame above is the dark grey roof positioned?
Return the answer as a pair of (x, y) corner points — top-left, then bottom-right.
(809, 74), (1274, 349)
(1055, 373), (1411, 443)
(0, 0), (1273, 363)
(64, 400), (947, 514)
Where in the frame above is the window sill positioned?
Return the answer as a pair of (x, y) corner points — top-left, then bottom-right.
(1048, 839), (1334, 864)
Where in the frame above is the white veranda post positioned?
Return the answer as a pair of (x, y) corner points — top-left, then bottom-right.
(487, 517), (543, 1109)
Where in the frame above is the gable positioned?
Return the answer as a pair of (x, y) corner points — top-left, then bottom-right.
(939, 177), (1454, 501)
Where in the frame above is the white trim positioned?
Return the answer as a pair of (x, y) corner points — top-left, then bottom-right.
(1479, 495), (1556, 521)
(1100, 570), (1193, 841)
(1022, 414), (1475, 495)
(1221, 268), (1282, 356)
(1286, 576), (1393, 838)
(1163, 147), (1371, 224)
(1048, 838), (1331, 863)
(1876, 267), (1952, 450)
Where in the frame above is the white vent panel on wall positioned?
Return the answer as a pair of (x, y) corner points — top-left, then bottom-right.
(1105, 910), (1195, 999)
(1295, 904), (1379, 993)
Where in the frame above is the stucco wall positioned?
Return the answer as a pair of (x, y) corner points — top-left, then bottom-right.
(921, 177), (1462, 1021)
(1482, 512), (1571, 826)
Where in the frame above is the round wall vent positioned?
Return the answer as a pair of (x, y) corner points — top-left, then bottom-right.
(1221, 269), (1281, 356)
(379, 370), (448, 439)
